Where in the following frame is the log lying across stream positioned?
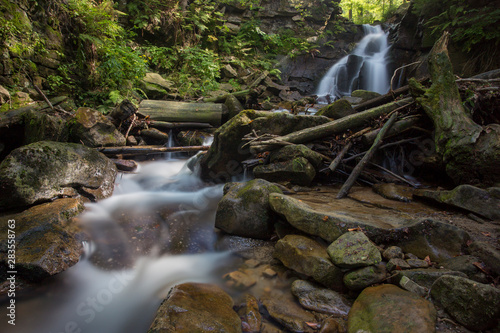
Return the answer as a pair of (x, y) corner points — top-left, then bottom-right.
(138, 100), (227, 126)
(97, 145), (210, 156)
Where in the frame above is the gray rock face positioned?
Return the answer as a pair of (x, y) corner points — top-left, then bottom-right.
(148, 283), (242, 333)
(291, 280), (351, 316)
(0, 198), (85, 281)
(215, 179), (283, 239)
(326, 231), (382, 269)
(348, 284), (437, 333)
(68, 107), (126, 147)
(414, 185), (500, 220)
(274, 234), (344, 290)
(0, 141), (117, 210)
(431, 275), (500, 331)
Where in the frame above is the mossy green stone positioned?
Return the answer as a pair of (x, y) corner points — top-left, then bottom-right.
(327, 231), (382, 268)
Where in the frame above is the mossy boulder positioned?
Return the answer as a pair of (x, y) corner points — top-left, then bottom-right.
(253, 157), (316, 186)
(327, 231), (382, 269)
(23, 110), (69, 144)
(68, 107), (126, 147)
(0, 141), (117, 210)
(274, 234), (344, 290)
(351, 90), (381, 102)
(343, 264), (387, 291)
(0, 198), (85, 281)
(348, 284), (437, 333)
(270, 144), (324, 169)
(431, 275), (500, 331)
(148, 283), (242, 333)
(316, 98), (355, 119)
(139, 72), (174, 99)
(392, 269), (467, 289)
(224, 94), (244, 120)
(215, 179), (283, 239)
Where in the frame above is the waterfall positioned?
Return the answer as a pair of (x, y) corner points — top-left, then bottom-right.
(165, 129), (175, 160)
(316, 24), (391, 103)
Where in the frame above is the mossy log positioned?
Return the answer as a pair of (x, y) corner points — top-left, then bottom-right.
(409, 32), (500, 184)
(137, 100), (227, 126)
(97, 145), (210, 156)
(361, 115), (422, 145)
(250, 97), (413, 153)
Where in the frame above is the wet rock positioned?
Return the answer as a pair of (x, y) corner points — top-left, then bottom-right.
(68, 107), (126, 147)
(270, 144), (324, 169)
(140, 128), (169, 144)
(393, 269), (467, 289)
(467, 241), (500, 276)
(347, 284), (437, 333)
(111, 158), (138, 172)
(216, 235), (276, 263)
(373, 183), (414, 202)
(176, 130), (211, 147)
(261, 292), (316, 333)
(236, 294), (262, 333)
(382, 245), (404, 260)
(224, 270), (257, 290)
(274, 235), (344, 290)
(224, 94), (244, 120)
(343, 264), (387, 291)
(0, 141), (117, 210)
(215, 179), (282, 239)
(351, 90), (381, 102)
(148, 283), (241, 333)
(0, 198), (85, 281)
(319, 317), (347, 333)
(431, 275), (500, 331)
(406, 259), (430, 269)
(291, 280), (351, 316)
(414, 185), (500, 220)
(316, 99), (355, 119)
(327, 231), (382, 269)
(387, 258), (411, 271)
(440, 255), (489, 283)
(253, 157), (316, 186)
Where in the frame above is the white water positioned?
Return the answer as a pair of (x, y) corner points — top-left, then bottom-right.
(316, 24), (391, 103)
(3, 157), (234, 333)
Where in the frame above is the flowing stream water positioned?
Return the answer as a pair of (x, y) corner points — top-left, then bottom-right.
(316, 24), (391, 103)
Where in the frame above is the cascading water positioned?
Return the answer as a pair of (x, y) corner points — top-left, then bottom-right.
(316, 24), (391, 103)
(2, 156), (235, 333)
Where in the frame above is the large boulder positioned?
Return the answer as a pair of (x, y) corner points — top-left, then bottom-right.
(348, 284), (437, 333)
(274, 234), (344, 290)
(316, 98), (355, 119)
(0, 141), (117, 210)
(414, 185), (500, 220)
(148, 283), (242, 333)
(431, 275), (500, 331)
(0, 198), (85, 281)
(215, 179), (283, 239)
(68, 107), (126, 147)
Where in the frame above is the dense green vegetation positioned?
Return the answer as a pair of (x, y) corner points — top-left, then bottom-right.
(340, 0), (407, 24)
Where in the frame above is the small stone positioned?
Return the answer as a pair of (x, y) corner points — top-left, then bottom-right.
(405, 253), (419, 260)
(387, 258), (412, 271)
(237, 294), (261, 333)
(382, 246), (404, 260)
(224, 271), (257, 290)
(262, 268), (277, 278)
(245, 259), (260, 268)
(406, 258), (429, 269)
(399, 276), (429, 297)
(343, 264), (387, 290)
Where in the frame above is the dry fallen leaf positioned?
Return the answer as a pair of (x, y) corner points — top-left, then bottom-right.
(481, 232), (491, 237)
(305, 322), (320, 329)
(424, 255), (432, 265)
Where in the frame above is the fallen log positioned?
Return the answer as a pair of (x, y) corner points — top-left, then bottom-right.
(250, 97), (413, 153)
(137, 100), (227, 126)
(336, 112), (398, 199)
(97, 145), (210, 156)
(353, 85), (410, 112)
(139, 128), (169, 141)
(329, 141), (353, 172)
(149, 120), (213, 130)
(361, 114), (421, 145)
(409, 32), (500, 184)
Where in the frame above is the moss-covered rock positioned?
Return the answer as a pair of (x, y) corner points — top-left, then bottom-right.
(431, 275), (500, 331)
(23, 109), (69, 144)
(327, 231), (382, 269)
(0, 141), (117, 210)
(176, 130), (211, 147)
(351, 90), (381, 102)
(343, 264), (387, 291)
(274, 234), (344, 290)
(347, 284), (437, 333)
(392, 269), (467, 289)
(0, 198), (85, 281)
(148, 283), (242, 333)
(253, 157), (316, 186)
(316, 98), (355, 119)
(224, 94), (244, 121)
(68, 107), (126, 147)
(260, 292), (316, 333)
(215, 179), (282, 239)
(270, 144), (324, 169)
(291, 279), (351, 316)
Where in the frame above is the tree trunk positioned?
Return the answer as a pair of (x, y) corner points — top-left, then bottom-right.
(250, 97), (413, 152)
(410, 32), (500, 184)
(138, 100), (227, 126)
